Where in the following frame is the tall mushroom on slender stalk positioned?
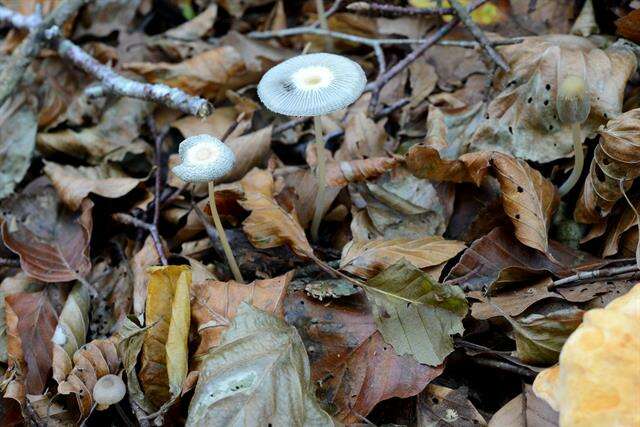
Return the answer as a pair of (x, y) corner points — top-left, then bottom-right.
(556, 74), (591, 196)
(257, 53), (366, 241)
(172, 134), (244, 282)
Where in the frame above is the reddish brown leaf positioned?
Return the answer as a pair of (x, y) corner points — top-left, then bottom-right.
(325, 157), (401, 187)
(616, 9), (640, 43)
(1, 178), (92, 283)
(5, 291), (58, 395)
(285, 290), (441, 423)
(406, 145), (491, 186)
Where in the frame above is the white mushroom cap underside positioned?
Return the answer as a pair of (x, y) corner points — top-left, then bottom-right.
(172, 134), (235, 183)
(257, 53), (367, 117)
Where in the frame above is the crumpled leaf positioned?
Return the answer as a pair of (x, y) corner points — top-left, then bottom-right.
(1, 178), (92, 283)
(191, 271), (292, 358)
(468, 36), (637, 163)
(575, 108), (640, 223)
(117, 318), (155, 414)
(340, 236), (466, 279)
(224, 126), (272, 183)
(132, 235), (162, 319)
(325, 157), (401, 187)
(139, 265), (191, 408)
(365, 259), (467, 366)
(218, 0), (275, 18)
(43, 161), (144, 211)
(533, 284), (640, 426)
(186, 303), (334, 426)
(406, 145), (491, 186)
(304, 279), (359, 301)
(57, 337), (120, 418)
(489, 384), (558, 427)
(0, 97), (36, 199)
(417, 384), (486, 426)
(492, 152), (559, 254)
(285, 290), (441, 423)
(52, 283), (90, 384)
(4, 291), (58, 396)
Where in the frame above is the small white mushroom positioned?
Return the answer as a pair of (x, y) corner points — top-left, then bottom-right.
(257, 53), (366, 241)
(92, 374), (126, 408)
(171, 134), (244, 283)
(556, 75), (591, 196)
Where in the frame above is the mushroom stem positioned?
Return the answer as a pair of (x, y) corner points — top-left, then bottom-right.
(314, 0), (333, 51)
(207, 181), (244, 283)
(311, 115), (327, 242)
(558, 123), (584, 196)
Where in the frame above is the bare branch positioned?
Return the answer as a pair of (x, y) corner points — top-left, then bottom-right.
(112, 213), (168, 266)
(0, 5), (42, 29)
(347, 1), (454, 16)
(552, 263), (639, 288)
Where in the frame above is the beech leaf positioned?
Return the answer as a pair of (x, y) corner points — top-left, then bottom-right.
(186, 303), (334, 426)
(364, 259), (467, 366)
(0, 98), (36, 199)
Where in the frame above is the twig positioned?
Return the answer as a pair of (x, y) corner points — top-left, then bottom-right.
(0, 257), (20, 267)
(0, 0), (88, 107)
(552, 263), (639, 288)
(449, 0), (509, 71)
(472, 357), (536, 378)
(147, 119), (168, 235)
(112, 213), (168, 265)
(0, 5), (42, 29)
(0, 5), (212, 117)
(220, 111), (245, 142)
(347, 1), (455, 15)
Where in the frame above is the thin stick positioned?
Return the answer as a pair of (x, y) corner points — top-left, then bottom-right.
(311, 115), (327, 242)
(314, 0), (333, 51)
(347, 2), (455, 15)
(552, 263), (638, 288)
(449, 0), (509, 71)
(112, 213), (168, 265)
(208, 182), (244, 283)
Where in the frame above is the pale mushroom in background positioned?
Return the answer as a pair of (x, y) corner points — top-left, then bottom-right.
(172, 134), (244, 283)
(93, 374), (126, 409)
(556, 74), (591, 196)
(257, 53), (366, 241)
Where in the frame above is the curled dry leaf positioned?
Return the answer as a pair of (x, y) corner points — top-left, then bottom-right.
(4, 291), (58, 396)
(406, 145), (491, 186)
(340, 236), (466, 279)
(365, 259), (467, 366)
(575, 108), (640, 223)
(533, 284), (640, 426)
(285, 290), (441, 423)
(43, 160), (144, 211)
(417, 384), (486, 426)
(52, 283), (90, 383)
(469, 36), (637, 163)
(1, 178), (92, 283)
(186, 303), (334, 426)
(616, 9), (640, 43)
(325, 157), (401, 187)
(191, 271), (292, 358)
(139, 265), (191, 408)
(57, 337), (120, 419)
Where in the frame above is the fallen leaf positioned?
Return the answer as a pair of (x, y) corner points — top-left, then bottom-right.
(186, 303), (334, 426)
(224, 126), (273, 183)
(140, 265), (191, 408)
(0, 97), (36, 199)
(304, 279), (359, 301)
(117, 318), (155, 414)
(406, 145), (491, 186)
(365, 259), (467, 366)
(325, 157), (401, 187)
(44, 161), (143, 211)
(1, 178), (92, 283)
(218, 0), (275, 18)
(164, 4), (218, 39)
(489, 384), (558, 427)
(340, 236), (466, 279)
(417, 384), (486, 426)
(5, 291), (58, 395)
(131, 236), (161, 319)
(616, 9), (640, 43)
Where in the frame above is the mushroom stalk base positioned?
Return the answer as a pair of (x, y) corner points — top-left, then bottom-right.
(208, 181), (244, 283)
(558, 123), (584, 197)
(311, 115), (326, 242)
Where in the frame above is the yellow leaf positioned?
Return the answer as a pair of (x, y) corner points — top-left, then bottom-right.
(140, 265), (191, 408)
(408, 0), (503, 25)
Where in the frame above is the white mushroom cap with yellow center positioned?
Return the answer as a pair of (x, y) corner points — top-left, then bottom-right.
(257, 53), (367, 117)
(172, 134), (235, 183)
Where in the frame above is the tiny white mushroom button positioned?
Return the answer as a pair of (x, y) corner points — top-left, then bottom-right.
(172, 134), (236, 183)
(92, 374), (126, 407)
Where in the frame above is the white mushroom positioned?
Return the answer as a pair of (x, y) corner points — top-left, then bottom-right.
(258, 53), (366, 241)
(172, 134), (244, 283)
(92, 374), (126, 408)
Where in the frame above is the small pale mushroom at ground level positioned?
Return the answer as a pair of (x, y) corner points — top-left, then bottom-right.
(93, 374), (126, 409)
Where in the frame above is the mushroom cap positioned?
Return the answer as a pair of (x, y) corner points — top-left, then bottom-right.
(92, 374), (126, 406)
(257, 53), (366, 117)
(172, 134), (236, 183)
(557, 75), (590, 124)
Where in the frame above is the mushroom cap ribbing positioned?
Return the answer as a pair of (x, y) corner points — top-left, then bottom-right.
(257, 53), (366, 117)
(172, 134), (236, 183)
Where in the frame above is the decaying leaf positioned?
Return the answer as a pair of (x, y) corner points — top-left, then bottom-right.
(325, 157), (401, 187)
(616, 9), (640, 43)
(139, 265), (191, 408)
(365, 259), (467, 366)
(52, 283), (90, 383)
(489, 384), (558, 427)
(304, 279), (359, 301)
(575, 108), (640, 223)
(340, 236), (466, 279)
(469, 36), (637, 163)
(533, 284), (640, 426)
(417, 384), (486, 426)
(1, 178), (92, 282)
(117, 318), (155, 414)
(186, 303), (334, 426)
(0, 97), (36, 199)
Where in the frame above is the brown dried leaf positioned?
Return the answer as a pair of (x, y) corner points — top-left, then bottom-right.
(1, 179), (92, 282)
(417, 384), (486, 426)
(131, 236), (162, 318)
(57, 337), (120, 419)
(325, 157), (401, 187)
(191, 271), (292, 358)
(340, 237), (465, 279)
(225, 126), (273, 182)
(5, 291), (58, 395)
(491, 152), (559, 254)
(406, 145), (491, 186)
(44, 161), (143, 211)
(575, 108), (640, 223)
(338, 112), (392, 160)
(285, 290), (442, 423)
(616, 9), (640, 43)
(470, 278), (559, 320)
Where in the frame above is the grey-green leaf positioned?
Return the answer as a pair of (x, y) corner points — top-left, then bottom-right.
(0, 100), (36, 198)
(187, 303), (335, 427)
(365, 259), (467, 366)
